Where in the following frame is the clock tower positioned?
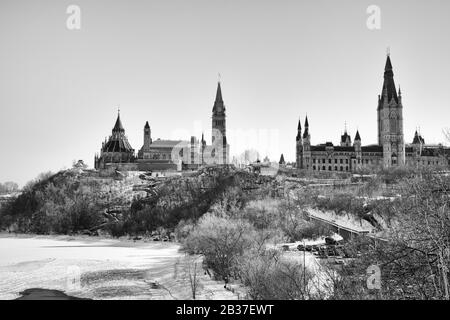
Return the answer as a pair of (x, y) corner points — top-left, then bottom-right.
(377, 53), (405, 167)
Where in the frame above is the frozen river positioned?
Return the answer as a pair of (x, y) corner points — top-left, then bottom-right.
(0, 234), (238, 300)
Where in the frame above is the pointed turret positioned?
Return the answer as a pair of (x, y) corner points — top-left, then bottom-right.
(340, 123), (352, 147)
(215, 82), (223, 103)
(381, 54), (398, 104)
(296, 119), (302, 141)
(355, 130), (361, 141)
(144, 121), (150, 129)
(303, 116), (310, 139)
(212, 82), (225, 113)
(385, 55), (393, 71)
(112, 111), (125, 133)
(412, 130), (420, 144)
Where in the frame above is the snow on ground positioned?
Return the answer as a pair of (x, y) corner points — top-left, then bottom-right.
(282, 250), (335, 298)
(275, 234), (344, 251)
(0, 234), (238, 300)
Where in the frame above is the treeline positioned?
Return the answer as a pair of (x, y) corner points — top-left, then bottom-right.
(0, 170), (106, 233)
(0, 167), (277, 235)
(177, 195), (333, 299)
(177, 169), (450, 300)
(318, 172), (450, 299)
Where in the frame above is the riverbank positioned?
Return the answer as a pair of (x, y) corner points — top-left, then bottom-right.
(0, 234), (239, 300)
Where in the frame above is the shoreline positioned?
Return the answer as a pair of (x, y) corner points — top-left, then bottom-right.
(15, 288), (91, 300)
(0, 232), (179, 247)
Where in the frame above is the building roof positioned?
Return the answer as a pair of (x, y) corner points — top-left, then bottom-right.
(334, 146), (355, 152)
(103, 137), (134, 153)
(149, 139), (187, 148)
(341, 131), (351, 143)
(421, 148), (439, 157)
(361, 145), (383, 153)
(379, 55), (399, 106)
(212, 82), (225, 113)
(112, 113), (125, 133)
(302, 116), (310, 139)
(355, 130), (361, 141)
(412, 131), (425, 144)
(310, 145), (326, 152)
(102, 112), (134, 153)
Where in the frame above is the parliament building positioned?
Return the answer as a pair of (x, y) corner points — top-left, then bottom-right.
(94, 82), (229, 172)
(296, 54), (450, 172)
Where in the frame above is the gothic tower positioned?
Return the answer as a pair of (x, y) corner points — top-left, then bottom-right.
(377, 54), (405, 167)
(143, 121), (152, 148)
(302, 116), (311, 170)
(354, 130), (362, 169)
(212, 81), (229, 164)
(296, 119), (303, 169)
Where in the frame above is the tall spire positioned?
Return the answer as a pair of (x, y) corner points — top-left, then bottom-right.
(355, 130), (361, 141)
(215, 81), (223, 103)
(296, 118), (302, 141)
(112, 110), (125, 133)
(303, 115), (309, 139)
(212, 81), (225, 113)
(381, 52), (398, 104)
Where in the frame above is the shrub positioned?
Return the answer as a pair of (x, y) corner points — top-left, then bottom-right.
(238, 249), (314, 300)
(183, 214), (257, 280)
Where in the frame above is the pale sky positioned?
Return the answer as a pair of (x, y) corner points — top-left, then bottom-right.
(1, 0), (450, 186)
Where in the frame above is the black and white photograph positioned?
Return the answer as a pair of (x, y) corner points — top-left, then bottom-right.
(1, 0), (450, 309)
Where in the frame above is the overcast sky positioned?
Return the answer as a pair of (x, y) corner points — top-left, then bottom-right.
(1, 0), (450, 186)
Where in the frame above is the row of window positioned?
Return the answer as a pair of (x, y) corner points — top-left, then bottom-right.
(143, 153), (172, 160)
(313, 158), (349, 164)
(310, 158), (382, 166)
(313, 165), (349, 172)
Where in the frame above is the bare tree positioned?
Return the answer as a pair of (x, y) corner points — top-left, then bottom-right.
(184, 255), (202, 300)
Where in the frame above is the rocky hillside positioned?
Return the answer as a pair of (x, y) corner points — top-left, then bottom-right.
(0, 166), (280, 235)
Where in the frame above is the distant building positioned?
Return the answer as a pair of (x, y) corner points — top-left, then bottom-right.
(296, 54), (450, 172)
(94, 112), (136, 170)
(95, 82), (230, 171)
(279, 154), (286, 165)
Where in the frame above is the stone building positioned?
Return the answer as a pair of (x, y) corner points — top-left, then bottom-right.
(296, 54), (450, 172)
(94, 81), (230, 172)
(94, 112), (135, 170)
